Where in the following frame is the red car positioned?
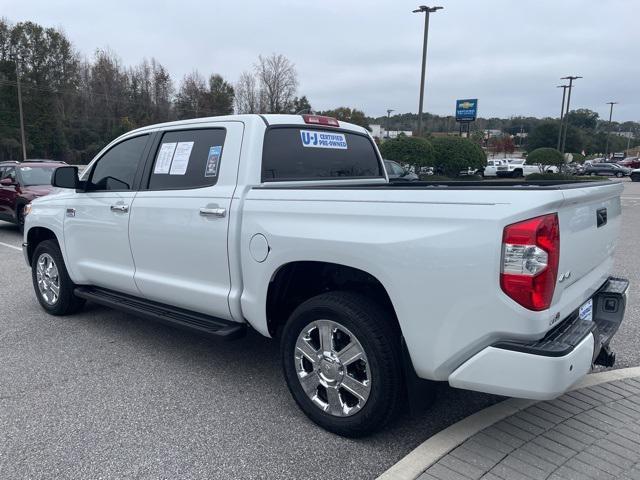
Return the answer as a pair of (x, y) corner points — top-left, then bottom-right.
(617, 157), (640, 169)
(0, 160), (66, 231)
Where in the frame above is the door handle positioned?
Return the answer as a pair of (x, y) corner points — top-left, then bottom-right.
(199, 207), (226, 218)
(110, 204), (129, 213)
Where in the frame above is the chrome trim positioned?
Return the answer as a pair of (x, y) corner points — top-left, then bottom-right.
(199, 207), (226, 218)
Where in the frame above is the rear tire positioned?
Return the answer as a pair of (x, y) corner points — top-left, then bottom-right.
(616, 172), (623, 178)
(281, 291), (403, 437)
(31, 240), (85, 315)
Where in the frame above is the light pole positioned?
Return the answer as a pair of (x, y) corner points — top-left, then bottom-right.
(11, 54), (27, 161)
(413, 5), (443, 137)
(386, 109), (394, 139)
(604, 101), (618, 159)
(556, 85), (569, 150)
(560, 75), (581, 153)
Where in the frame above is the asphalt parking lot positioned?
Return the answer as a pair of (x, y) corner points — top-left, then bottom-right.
(0, 180), (638, 480)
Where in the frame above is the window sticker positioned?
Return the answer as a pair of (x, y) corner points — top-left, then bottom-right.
(300, 130), (348, 149)
(154, 142), (177, 174)
(169, 141), (194, 175)
(204, 145), (222, 177)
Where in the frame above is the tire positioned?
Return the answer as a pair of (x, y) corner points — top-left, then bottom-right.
(631, 174), (640, 182)
(31, 239), (85, 315)
(615, 172), (623, 178)
(513, 169), (523, 178)
(281, 291), (403, 437)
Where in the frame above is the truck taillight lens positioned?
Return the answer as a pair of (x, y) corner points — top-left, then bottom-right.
(500, 214), (560, 311)
(302, 114), (340, 127)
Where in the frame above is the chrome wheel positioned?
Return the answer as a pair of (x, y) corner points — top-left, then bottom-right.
(294, 319), (371, 417)
(36, 253), (60, 305)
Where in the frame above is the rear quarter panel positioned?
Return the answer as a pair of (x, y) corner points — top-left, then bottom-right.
(239, 186), (610, 380)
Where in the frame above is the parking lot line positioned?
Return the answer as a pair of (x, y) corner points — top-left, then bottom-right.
(0, 241), (21, 252)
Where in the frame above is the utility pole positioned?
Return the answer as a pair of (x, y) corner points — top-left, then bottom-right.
(413, 5), (443, 137)
(604, 101), (618, 159)
(560, 75), (581, 154)
(556, 85), (569, 150)
(15, 56), (27, 161)
(386, 109), (394, 139)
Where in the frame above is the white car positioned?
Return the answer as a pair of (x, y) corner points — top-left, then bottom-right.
(483, 159), (507, 177)
(496, 158), (559, 177)
(23, 114), (628, 436)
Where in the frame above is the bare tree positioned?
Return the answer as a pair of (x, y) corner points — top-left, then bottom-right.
(234, 71), (261, 114)
(255, 54), (298, 113)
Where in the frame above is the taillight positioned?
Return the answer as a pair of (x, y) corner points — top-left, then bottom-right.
(302, 114), (340, 127)
(500, 214), (560, 311)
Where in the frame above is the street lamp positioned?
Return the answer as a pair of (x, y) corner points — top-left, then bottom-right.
(556, 85), (569, 150)
(604, 101), (618, 159)
(386, 109), (394, 139)
(413, 5), (443, 137)
(9, 52), (27, 161)
(559, 75), (582, 153)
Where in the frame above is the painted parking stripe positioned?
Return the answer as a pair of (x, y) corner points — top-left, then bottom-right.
(0, 241), (21, 252)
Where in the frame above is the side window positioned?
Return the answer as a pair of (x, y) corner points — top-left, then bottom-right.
(87, 135), (148, 191)
(148, 128), (226, 190)
(5, 167), (16, 182)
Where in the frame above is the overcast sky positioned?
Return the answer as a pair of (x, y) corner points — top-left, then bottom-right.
(3, 0), (639, 121)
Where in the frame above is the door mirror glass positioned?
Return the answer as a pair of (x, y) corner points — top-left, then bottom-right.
(52, 166), (79, 189)
(0, 177), (14, 186)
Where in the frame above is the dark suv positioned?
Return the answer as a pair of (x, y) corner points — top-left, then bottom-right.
(583, 162), (631, 178)
(0, 160), (66, 231)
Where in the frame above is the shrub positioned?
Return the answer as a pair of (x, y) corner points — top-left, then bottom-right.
(430, 136), (486, 177)
(526, 148), (564, 172)
(379, 136), (434, 175)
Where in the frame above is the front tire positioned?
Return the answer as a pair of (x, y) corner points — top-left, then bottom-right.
(281, 291), (403, 437)
(31, 240), (85, 315)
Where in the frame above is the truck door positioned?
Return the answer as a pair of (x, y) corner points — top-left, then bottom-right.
(128, 122), (243, 320)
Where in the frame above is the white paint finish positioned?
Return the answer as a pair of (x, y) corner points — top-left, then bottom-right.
(128, 121), (244, 321)
(448, 333), (595, 399)
(249, 234), (269, 263)
(63, 191), (140, 295)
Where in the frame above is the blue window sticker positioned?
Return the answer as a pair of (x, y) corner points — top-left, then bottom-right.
(300, 130), (347, 149)
(205, 145), (222, 177)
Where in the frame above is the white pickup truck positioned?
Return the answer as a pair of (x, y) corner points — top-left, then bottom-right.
(23, 114), (628, 437)
(496, 158), (559, 177)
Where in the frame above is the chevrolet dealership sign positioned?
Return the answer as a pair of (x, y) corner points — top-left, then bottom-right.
(455, 99), (478, 122)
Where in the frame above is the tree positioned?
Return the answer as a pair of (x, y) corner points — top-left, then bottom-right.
(204, 74), (234, 115)
(234, 71), (261, 114)
(291, 95), (311, 114)
(430, 136), (487, 177)
(320, 107), (369, 130)
(526, 148), (564, 173)
(255, 53), (298, 113)
(175, 71), (234, 119)
(527, 121), (583, 153)
(566, 109), (599, 130)
(379, 136), (434, 176)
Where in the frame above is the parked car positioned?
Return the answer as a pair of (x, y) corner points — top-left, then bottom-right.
(617, 157), (640, 169)
(0, 160), (66, 231)
(583, 163), (631, 178)
(23, 114), (628, 437)
(496, 159), (558, 177)
(631, 168), (640, 182)
(383, 160), (418, 181)
(482, 159), (507, 177)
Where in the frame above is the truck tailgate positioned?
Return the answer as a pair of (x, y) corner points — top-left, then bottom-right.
(555, 182), (623, 304)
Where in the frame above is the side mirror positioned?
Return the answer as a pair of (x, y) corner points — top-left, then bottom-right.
(0, 178), (15, 186)
(52, 166), (79, 189)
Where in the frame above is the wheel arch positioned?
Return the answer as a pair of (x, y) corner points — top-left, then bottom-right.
(265, 261), (400, 339)
(25, 227), (59, 266)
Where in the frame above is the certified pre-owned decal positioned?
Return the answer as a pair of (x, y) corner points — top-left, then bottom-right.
(300, 130), (348, 149)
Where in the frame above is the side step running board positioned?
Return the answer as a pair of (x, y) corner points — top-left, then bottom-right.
(74, 287), (246, 340)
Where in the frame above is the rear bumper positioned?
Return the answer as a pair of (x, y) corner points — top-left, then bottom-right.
(449, 276), (628, 400)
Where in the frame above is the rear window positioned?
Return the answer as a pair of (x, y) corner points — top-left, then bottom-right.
(262, 127), (383, 182)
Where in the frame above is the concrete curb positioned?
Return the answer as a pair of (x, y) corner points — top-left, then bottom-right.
(377, 366), (640, 480)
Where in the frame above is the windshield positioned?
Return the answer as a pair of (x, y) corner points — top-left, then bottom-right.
(19, 166), (56, 186)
